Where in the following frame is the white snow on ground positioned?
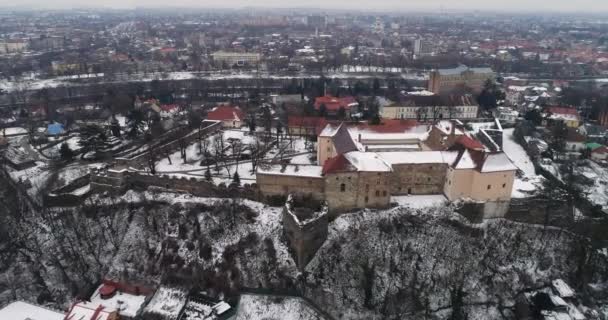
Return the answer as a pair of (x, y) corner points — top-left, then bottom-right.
(2, 127), (27, 135)
(289, 153), (316, 165)
(502, 128), (544, 198)
(0, 301), (64, 320)
(143, 287), (187, 320)
(577, 161), (608, 208)
(391, 195), (448, 209)
(235, 294), (326, 320)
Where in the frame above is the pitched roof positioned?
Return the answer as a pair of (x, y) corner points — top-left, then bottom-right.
(314, 95), (358, 111)
(331, 123), (358, 155)
(322, 154), (351, 175)
(455, 135), (485, 151)
(207, 105), (244, 122)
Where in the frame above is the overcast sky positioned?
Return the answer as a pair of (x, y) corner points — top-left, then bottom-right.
(1, 0), (608, 13)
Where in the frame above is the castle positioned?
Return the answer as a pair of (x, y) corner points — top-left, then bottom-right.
(256, 119), (517, 217)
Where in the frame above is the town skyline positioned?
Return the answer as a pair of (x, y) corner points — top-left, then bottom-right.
(1, 0), (608, 13)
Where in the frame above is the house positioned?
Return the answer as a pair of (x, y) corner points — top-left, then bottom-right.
(206, 105), (245, 128)
(65, 280), (151, 320)
(159, 104), (181, 119)
(493, 107), (519, 124)
(314, 95), (359, 116)
(544, 107), (581, 128)
(565, 128), (587, 153)
(589, 144), (608, 161)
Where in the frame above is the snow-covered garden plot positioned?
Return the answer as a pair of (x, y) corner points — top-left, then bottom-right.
(142, 287), (188, 320)
(235, 294), (326, 320)
(502, 128), (544, 198)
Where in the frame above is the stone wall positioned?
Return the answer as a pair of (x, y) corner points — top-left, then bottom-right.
(282, 195), (329, 270)
(256, 173), (325, 201)
(390, 163), (447, 195)
(324, 171), (391, 214)
(90, 169), (220, 198)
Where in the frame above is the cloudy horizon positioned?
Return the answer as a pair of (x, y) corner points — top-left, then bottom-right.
(1, 0), (608, 13)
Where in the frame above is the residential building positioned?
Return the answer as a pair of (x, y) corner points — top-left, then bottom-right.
(380, 93), (479, 120)
(543, 106), (581, 128)
(314, 95), (359, 116)
(206, 105), (245, 128)
(428, 65), (495, 94)
(210, 51), (261, 67)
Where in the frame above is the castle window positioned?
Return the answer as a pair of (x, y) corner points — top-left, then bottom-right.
(383, 191), (387, 196)
(487, 185), (491, 190)
(365, 196), (369, 203)
(365, 184), (369, 191)
(502, 183), (506, 188)
(375, 190), (380, 197)
(340, 183), (346, 192)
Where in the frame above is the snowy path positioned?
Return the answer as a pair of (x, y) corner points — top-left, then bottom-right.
(502, 128), (543, 198)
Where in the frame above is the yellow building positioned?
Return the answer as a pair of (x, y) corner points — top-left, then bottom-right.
(428, 65), (494, 94)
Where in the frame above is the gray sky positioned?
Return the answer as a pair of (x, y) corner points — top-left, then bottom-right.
(1, 0), (608, 12)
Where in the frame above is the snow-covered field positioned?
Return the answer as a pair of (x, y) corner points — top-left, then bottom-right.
(502, 128), (543, 198)
(235, 294), (326, 320)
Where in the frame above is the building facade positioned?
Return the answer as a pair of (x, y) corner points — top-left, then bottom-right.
(428, 65), (495, 94)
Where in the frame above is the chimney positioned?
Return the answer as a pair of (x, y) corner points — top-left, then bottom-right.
(358, 133), (362, 142)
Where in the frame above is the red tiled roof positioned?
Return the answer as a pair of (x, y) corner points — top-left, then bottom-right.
(455, 135), (485, 151)
(314, 95), (358, 112)
(160, 104), (179, 112)
(545, 106), (578, 115)
(592, 146), (608, 154)
(207, 105), (244, 122)
(322, 154), (351, 175)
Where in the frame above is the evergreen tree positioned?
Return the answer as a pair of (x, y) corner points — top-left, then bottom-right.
(337, 106), (346, 120)
(110, 118), (121, 138)
(59, 143), (74, 161)
(232, 171), (241, 186)
(78, 125), (109, 159)
(318, 104), (327, 117)
(126, 109), (145, 138)
(205, 168), (212, 181)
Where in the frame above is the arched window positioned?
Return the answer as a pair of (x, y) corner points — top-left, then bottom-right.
(340, 183), (346, 192)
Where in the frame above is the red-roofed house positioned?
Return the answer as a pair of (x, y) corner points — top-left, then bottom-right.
(206, 105), (245, 128)
(159, 104), (180, 118)
(591, 145), (608, 161)
(544, 106), (580, 128)
(314, 96), (358, 115)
